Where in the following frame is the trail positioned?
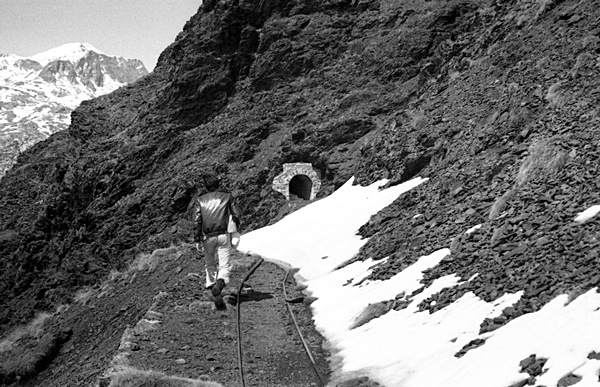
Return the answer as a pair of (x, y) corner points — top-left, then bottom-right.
(125, 252), (330, 387)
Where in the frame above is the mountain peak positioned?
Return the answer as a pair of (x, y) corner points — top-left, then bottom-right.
(0, 42), (148, 177)
(29, 42), (104, 66)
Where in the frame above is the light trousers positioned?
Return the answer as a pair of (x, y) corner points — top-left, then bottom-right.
(202, 234), (231, 287)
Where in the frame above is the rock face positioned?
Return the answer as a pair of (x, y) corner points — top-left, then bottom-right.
(0, 43), (148, 177)
(0, 0), (599, 339)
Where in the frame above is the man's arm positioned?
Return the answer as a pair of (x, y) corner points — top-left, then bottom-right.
(193, 200), (204, 243)
(229, 195), (242, 230)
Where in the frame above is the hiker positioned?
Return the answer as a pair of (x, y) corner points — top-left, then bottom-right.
(193, 174), (242, 309)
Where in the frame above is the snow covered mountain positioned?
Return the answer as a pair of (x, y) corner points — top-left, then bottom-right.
(0, 43), (148, 177)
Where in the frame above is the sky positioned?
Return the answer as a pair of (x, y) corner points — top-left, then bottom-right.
(238, 177), (600, 387)
(0, 0), (202, 71)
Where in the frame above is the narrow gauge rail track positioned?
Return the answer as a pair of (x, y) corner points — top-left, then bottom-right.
(234, 257), (326, 387)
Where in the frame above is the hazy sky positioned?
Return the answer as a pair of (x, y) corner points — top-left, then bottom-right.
(0, 0), (202, 71)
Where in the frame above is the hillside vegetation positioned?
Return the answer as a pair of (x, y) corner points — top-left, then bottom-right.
(0, 0), (598, 350)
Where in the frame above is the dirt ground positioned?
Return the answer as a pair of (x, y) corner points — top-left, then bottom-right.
(125, 255), (330, 387)
(14, 246), (330, 387)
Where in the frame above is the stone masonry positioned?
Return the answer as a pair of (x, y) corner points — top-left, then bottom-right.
(272, 163), (321, 200)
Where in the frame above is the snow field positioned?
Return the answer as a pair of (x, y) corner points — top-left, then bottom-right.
(239, 177), (600, 387)
(239, 177), (427, 281)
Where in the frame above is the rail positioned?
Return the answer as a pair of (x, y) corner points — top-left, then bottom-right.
(234, 258), (325, 387)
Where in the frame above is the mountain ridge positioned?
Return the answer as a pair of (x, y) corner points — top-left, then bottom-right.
(0, 43), (148, 177)
(28, 42), (107, 66)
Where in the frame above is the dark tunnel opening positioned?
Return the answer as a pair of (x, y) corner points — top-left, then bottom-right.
(289, 174), (312, 200)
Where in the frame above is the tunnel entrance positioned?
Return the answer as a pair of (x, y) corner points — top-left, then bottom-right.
(272, 162), (321, 201)
(289, 174), (312, 200)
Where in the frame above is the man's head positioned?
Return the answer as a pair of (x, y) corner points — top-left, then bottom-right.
(204, 174), (220, 192)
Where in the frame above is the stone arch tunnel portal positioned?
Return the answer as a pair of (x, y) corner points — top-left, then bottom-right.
(272, 162), (321, 201)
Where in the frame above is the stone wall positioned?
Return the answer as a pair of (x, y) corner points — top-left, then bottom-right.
(272, 163), (321, 200)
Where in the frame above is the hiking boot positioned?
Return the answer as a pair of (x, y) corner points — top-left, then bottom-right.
(211, 279), (226, 310)
(211, 279), (225, 296)
(213, 294), (226, 310)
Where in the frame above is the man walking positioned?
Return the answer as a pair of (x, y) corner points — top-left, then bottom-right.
(193, 174), (241, 309)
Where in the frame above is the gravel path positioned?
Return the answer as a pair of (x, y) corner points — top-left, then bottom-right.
(125, 253), (330, 387)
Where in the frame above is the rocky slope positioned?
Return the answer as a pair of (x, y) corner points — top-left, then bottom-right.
(0, 0), (598, 359)
(0, 43), (148, 177)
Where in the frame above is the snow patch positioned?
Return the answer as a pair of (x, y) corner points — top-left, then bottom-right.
(574, 205), (600, 224)
(11, 105), (37, 121)
(465, 224), (482, 234)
